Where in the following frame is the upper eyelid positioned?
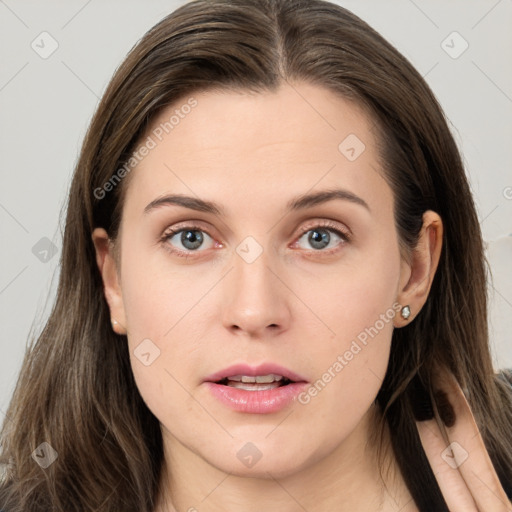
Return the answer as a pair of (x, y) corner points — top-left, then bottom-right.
(162, 219), (349, 236)
(297, 220), (350, 236)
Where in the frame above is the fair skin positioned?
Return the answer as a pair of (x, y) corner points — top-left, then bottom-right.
(92, 83), (510, 511)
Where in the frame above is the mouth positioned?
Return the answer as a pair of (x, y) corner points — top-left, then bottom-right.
(215, 374), (294, 391)
(204, 362), (309, 414)
(204, 364), (309, 413)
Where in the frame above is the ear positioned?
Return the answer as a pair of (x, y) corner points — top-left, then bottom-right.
(395, 210), (443, 327)
(91, 227), (127, 335)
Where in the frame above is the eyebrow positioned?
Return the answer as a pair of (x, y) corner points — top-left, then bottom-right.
(143, 188), (370, 216)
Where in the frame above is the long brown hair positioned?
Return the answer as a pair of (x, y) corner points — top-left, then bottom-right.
(1, 0), (511, 510)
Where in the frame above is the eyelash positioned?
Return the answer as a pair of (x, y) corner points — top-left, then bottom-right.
(159, 220), (351, 258)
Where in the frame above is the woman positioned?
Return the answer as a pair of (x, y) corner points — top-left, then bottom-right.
(1, 0), (511, 510)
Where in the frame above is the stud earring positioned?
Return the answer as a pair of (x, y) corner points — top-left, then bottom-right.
(401, 305), (411, 320)
(111, 318), (127, 335)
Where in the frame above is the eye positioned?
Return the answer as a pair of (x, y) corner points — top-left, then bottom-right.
(161, 224), (217, 257)
(160, 220), (350, 258)
(294, 221), (350, 253)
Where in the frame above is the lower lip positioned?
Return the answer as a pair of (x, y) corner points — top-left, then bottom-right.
(204, 382), (309, 414)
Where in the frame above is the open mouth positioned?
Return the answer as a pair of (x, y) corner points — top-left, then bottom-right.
(216, 374), (293, 391)
(205, 368), (309, 413)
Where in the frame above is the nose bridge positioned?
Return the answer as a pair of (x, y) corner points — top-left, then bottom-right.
(221, 235), (289, 335)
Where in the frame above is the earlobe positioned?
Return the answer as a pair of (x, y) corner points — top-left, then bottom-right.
(395, 210), (443, 326)
(91, 227), (127, 335)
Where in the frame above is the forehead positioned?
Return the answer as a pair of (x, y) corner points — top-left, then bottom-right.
(122, 82), (389, 219)
(145, 82), (373, 159)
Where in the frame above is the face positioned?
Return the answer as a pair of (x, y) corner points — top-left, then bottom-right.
(100, 82), (414, 478)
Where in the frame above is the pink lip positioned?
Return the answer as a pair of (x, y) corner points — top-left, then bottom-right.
(203, 363), (308, 384)
(203, 362), (309, 414)
(204, 382), (309, 414)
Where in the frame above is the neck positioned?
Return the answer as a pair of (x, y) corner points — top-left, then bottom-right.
(154, 404), (415, 512)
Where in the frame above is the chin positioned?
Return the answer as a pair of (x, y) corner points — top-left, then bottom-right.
(215, 455), (309, 480)
(202, 436), (321, 480)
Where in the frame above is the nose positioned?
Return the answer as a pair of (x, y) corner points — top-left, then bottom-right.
(221, 243), (291, 338)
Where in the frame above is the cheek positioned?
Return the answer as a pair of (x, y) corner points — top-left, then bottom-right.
(120, 239), (209, 341)
(118, 242), (216, 423)
(294, 238), (400, 421)
(304, 232), (400, 349)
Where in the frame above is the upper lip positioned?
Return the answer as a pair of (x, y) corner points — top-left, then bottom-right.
(203, 363), (308, 383)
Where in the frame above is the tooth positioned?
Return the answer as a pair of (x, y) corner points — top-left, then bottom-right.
(227, 382), (281, 391)
(228, 374), (285, 383)
(256, 374), (277, 383)
(255, 375), (273, 383)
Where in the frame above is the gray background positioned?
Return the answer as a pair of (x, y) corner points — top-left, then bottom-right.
(1, 0), (511, 419)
